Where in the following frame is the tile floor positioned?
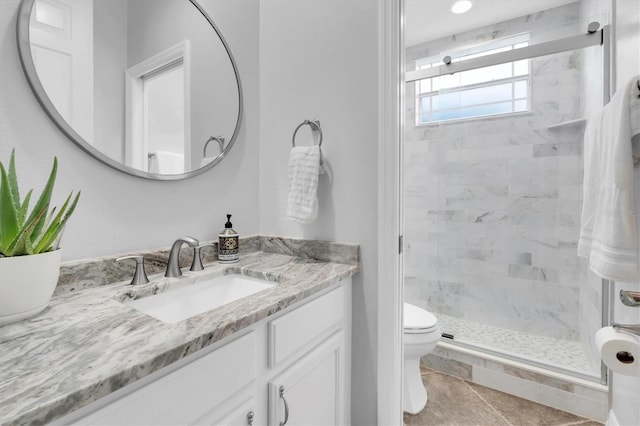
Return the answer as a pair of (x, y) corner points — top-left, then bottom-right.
(403, 367), (603, 426)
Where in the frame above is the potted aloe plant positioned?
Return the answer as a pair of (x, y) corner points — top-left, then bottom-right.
(0, 149), (80, 325)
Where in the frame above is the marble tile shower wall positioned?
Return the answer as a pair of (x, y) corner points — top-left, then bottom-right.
(404, 3), (590, 341)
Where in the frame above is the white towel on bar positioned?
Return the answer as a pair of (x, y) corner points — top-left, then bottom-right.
(287, 146), (321, 224)
(149, 151), (184, 174)
(578, 76), (640, 282)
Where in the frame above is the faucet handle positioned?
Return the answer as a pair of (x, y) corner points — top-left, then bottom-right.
(116, 255), (150, 285)
(190, 243), (216, 272)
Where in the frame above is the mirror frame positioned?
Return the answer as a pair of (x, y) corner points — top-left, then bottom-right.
(16, 0), (243, 180)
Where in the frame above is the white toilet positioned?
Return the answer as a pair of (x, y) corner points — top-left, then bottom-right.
(403, 302), (440, 414)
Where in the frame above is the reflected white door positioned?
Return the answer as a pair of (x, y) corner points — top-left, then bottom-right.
(29, 0), (94, 142)
(125, 41), (191, 173)
(144, 64), (186, 174)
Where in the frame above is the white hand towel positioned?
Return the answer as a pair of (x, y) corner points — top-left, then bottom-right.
(149, 151), (184, 174)
(577, 114), (601, 258)
(287, 146), (321, 224)
(578, 76), (640, 282)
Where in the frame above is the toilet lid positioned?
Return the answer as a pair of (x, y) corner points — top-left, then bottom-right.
(403, 303), (438, 332)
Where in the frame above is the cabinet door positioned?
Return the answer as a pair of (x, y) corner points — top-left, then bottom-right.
(268, 332), (345, 426)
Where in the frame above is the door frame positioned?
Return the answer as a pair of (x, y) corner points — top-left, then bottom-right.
(125, 40), (191, 171)
(377, 0), (403, 424)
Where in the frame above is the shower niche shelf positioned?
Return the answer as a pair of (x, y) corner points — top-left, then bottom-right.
(547, 118), (587, 131)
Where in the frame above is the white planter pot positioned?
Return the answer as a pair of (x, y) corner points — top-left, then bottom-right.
(0, 249), (61, 326)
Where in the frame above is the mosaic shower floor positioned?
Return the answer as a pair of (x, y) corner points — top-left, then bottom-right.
(437, 314), (601, 378)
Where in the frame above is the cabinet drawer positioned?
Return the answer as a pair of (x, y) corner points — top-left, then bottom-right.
(75, 331), (256, 425)
(269, 286), (344, 368)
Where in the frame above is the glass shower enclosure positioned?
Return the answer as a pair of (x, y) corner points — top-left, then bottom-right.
(403, 1), (610, 382)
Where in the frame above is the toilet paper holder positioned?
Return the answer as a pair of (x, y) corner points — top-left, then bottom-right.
(620, 290), (640, 307)
(612, 322), (640, 337)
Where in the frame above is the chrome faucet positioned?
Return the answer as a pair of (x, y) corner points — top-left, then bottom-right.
(165, 236), (200, 278)
(190, 243), (216, 272)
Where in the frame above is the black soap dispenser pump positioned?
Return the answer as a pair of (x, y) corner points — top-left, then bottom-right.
(218, 214), (239, 263)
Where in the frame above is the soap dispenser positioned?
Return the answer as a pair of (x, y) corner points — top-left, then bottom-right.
(218, 214), (239, 263)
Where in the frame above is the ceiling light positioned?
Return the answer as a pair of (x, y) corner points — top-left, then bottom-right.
(451, 0), (474, 14)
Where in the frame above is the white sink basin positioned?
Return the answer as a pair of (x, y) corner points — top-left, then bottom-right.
(123, 274), (274, 324)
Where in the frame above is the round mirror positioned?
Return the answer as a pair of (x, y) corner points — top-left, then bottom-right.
(16, 0), (242, 180)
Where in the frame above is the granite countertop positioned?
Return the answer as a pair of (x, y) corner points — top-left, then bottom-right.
(0, 236), (359, 426)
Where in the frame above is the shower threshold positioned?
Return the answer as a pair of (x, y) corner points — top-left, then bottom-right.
(436, 314), (602, 382)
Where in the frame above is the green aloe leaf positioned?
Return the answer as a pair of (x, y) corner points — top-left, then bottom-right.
(0, 163), (20, 254)
(1, 151), (79, 256)
(33, 197), (69, 252)
(7, 149), (21, 217)
(63, 191), (80, 223)
(34, 191), (80, 254)
(38, 206), (57, 243)
(24, 234), (35, 256)
(33, 221), (62, 254)
(24, 157), (57, 240)
(4, 204), (48, 256)
(18, 189), (33, 226)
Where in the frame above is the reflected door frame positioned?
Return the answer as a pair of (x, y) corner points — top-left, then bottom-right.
(125, 40), (191, 172)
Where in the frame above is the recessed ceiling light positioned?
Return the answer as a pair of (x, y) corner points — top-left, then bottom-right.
(451, 0), (474, 14)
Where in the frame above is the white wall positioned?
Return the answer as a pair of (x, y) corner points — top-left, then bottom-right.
(611, 1), (640, 425)
(0, 0), (260, 261)
(258, 1), (380, 423)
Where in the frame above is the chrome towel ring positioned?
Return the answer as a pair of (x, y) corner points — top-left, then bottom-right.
(291, 119), (325, 172)
(204, 135), (225, 157)
(292, 119), (323, 147)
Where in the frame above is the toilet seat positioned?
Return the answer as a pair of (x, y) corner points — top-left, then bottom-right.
(403, 303), (438, 334)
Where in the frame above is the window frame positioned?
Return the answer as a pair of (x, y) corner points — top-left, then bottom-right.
(415, 33), (532, 126)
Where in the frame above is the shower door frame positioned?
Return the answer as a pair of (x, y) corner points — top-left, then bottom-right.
(402, 24), (613, 382)
(406, 23), (611, 102)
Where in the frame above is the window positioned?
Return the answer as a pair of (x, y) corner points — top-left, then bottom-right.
(416, 34), (530, 125)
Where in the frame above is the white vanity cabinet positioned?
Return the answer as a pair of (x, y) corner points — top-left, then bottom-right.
(58, 280), (351, 426)
(193, 395), (257, 425)
(268, 332), (345, 426)
(62, 331), (259, 425)
(267, 285), (348, 426)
